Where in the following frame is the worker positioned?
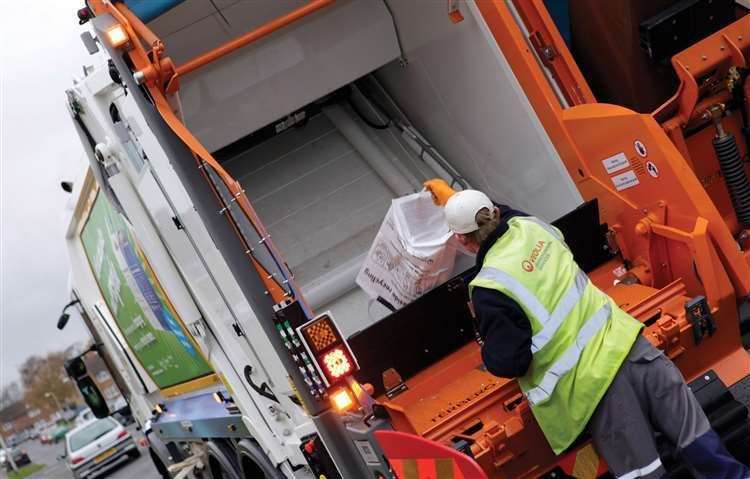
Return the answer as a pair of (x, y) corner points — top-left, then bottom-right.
(441, 188), (750, 479)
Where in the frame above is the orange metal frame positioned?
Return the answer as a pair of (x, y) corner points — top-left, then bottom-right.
(475, 0), (750, 303)
(465, 1), (750, 476)
(654, 16), (750, 240)
(510, 0), (595, 106)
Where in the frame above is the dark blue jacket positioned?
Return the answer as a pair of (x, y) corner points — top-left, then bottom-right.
(471, 205), (533, 378)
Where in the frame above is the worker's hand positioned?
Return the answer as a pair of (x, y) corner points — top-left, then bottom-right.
(423, 178), (456, 206)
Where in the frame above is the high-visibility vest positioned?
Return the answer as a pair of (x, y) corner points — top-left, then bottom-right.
(469, 216), (642, 454)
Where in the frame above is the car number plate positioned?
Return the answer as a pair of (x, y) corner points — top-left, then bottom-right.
(94, 448), (116, 463)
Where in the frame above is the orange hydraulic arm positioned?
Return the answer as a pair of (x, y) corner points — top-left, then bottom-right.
(476, 0), (750, 296)
(472, 0), (750, 388)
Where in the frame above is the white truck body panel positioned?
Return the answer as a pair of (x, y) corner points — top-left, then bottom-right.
(66, 57), (314, 470)
(375, 1), (582, 222)
(63, 173), (157, 425)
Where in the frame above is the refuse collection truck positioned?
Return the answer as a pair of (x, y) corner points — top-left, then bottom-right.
(61, 0), (750, 477)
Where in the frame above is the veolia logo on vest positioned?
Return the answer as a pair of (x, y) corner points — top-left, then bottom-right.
(521, 239), (552, 272)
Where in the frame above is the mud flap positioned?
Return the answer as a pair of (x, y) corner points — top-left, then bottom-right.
(374, 430), (488, 478)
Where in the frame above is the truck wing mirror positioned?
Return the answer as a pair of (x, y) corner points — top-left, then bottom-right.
(57, 313), (70, 330)
(65, 356), (110, 418)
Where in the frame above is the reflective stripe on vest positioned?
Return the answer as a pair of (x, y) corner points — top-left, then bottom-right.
(617, 458), (663, 479)
(531, 269), (588, 353)
(474, 266), (589, 354)
(525, 302), (612, 406)
(524, 216), (564, 242)
(475, 266), (549, 326)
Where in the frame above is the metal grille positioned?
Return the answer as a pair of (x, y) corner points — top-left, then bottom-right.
(303, 319), (338, 353)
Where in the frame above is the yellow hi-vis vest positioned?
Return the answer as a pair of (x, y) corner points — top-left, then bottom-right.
(469, 216), (642, 454)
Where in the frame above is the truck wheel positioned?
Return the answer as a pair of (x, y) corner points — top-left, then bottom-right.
(206, 440), (242, 479)
(236, 440), (284, 479)
(149, 447), (171, 479)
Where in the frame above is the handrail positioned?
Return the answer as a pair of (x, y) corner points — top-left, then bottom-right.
(174, 0), (334, 78)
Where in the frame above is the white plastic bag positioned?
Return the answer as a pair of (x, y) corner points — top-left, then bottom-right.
(356, 191), (457, 309)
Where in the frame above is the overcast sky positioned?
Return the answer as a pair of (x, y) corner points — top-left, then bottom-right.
(1, 0), (93, 390)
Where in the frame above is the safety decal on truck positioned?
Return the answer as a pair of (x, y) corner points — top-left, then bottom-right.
(634, 140), (648, 158)
(611, 170), (640, 191)
(601, 152), (630, 174)
(646, 161), (660, 178)
(355, 440), (381, 465)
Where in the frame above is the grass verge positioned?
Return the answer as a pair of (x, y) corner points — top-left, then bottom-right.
(8, 463), (45, 479)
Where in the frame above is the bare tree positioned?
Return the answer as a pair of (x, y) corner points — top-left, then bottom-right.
(0, 381), (23, 409)
(19, 351), (79, 412)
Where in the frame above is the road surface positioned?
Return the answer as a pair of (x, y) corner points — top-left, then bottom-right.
(1, 425), (161, 479)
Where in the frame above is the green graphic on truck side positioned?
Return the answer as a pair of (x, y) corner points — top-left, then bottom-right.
(81, 191), (213, 389)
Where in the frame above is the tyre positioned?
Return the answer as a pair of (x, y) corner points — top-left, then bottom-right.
(149, 447), (171, 479)
(205, 440), (241, 479)
(129, 448), (142, 459)
(236, 440), (284, 479)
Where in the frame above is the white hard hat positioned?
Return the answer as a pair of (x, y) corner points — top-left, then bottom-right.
(444, 190), (493, 234)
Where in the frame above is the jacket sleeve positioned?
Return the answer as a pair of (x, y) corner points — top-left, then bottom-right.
(472, 287), (533, 378)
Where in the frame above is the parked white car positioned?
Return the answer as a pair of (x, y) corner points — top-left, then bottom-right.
(64, 417), (139, 479)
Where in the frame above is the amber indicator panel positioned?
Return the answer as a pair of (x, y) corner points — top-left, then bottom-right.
(299, 314), (359, 386)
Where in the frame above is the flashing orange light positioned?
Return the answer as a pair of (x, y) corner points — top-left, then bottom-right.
(330, 388), (354, 412)
(105, 24), (129, 48)
(322, 347), (352, 379)
(299, 313), (359, 386)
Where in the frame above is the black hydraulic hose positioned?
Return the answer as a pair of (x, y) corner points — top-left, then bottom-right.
(73, 112), (97, 151)
(346, 85), (391, 130)
(712, 132), (750, 227)
(347, 97), (390, 129)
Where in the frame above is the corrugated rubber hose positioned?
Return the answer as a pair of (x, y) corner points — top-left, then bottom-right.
(712, 132), (750, 227)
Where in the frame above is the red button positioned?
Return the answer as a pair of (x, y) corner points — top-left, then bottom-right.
(304, 440), (315, 455)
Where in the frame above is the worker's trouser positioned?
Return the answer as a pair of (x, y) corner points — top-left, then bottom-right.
(589, 336), (750, 479)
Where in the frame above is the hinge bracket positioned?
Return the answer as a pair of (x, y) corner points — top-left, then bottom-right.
(529, 31), (558, 65)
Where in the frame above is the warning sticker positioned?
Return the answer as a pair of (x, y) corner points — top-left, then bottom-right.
(646, 161), (660, 178)
(355, 440), (380, 465)
(602, 152), (630, 174)
(611, 170), (640, 191)
(634, 140), (648, 158)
